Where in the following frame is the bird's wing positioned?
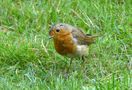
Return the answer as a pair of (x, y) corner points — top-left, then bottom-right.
(71, 28), (97, 45)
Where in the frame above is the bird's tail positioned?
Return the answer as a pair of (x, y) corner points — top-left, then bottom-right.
(85, 35), (98, 45)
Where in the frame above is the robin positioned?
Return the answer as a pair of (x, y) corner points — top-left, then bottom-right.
(49, 23), (97, 59)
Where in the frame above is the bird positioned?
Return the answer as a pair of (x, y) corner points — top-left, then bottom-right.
(49, 23), (97, 70)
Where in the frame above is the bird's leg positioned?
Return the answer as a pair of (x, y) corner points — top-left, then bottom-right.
(82, 55), (86, 64)
(67, 58), (73, 73)
(80, 56), (87, 72)
(82, 55), (88, 66)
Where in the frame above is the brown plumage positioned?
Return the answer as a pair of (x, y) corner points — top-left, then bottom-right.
(49, 23), (97, 57)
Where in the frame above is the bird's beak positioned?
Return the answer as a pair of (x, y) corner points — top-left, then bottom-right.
(49, 29), (54, 39)
(49, 36), (54, 39)
(49, 24), (55, 39)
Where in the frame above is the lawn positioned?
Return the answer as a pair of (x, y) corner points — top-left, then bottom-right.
(0, 0), (131, 90)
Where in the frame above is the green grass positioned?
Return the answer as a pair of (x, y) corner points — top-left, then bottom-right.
(0, 0), (131, 90)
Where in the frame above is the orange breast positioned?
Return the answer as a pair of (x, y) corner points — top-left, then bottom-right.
(53, 34), (77, 56)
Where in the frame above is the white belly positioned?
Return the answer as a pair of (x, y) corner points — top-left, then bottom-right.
(76, 45), (89, 56)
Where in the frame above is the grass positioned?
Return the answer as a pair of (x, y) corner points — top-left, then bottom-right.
(0, 0), (131, 90)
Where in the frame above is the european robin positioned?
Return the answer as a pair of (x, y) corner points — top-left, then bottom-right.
(49, 23), (97, 59)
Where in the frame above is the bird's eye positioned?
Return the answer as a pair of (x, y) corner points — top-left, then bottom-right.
(56, 29), (60, 32)
(60, 24), (63, 26)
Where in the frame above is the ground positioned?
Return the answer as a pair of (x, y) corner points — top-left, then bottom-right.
(0, 0), (131, 89)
